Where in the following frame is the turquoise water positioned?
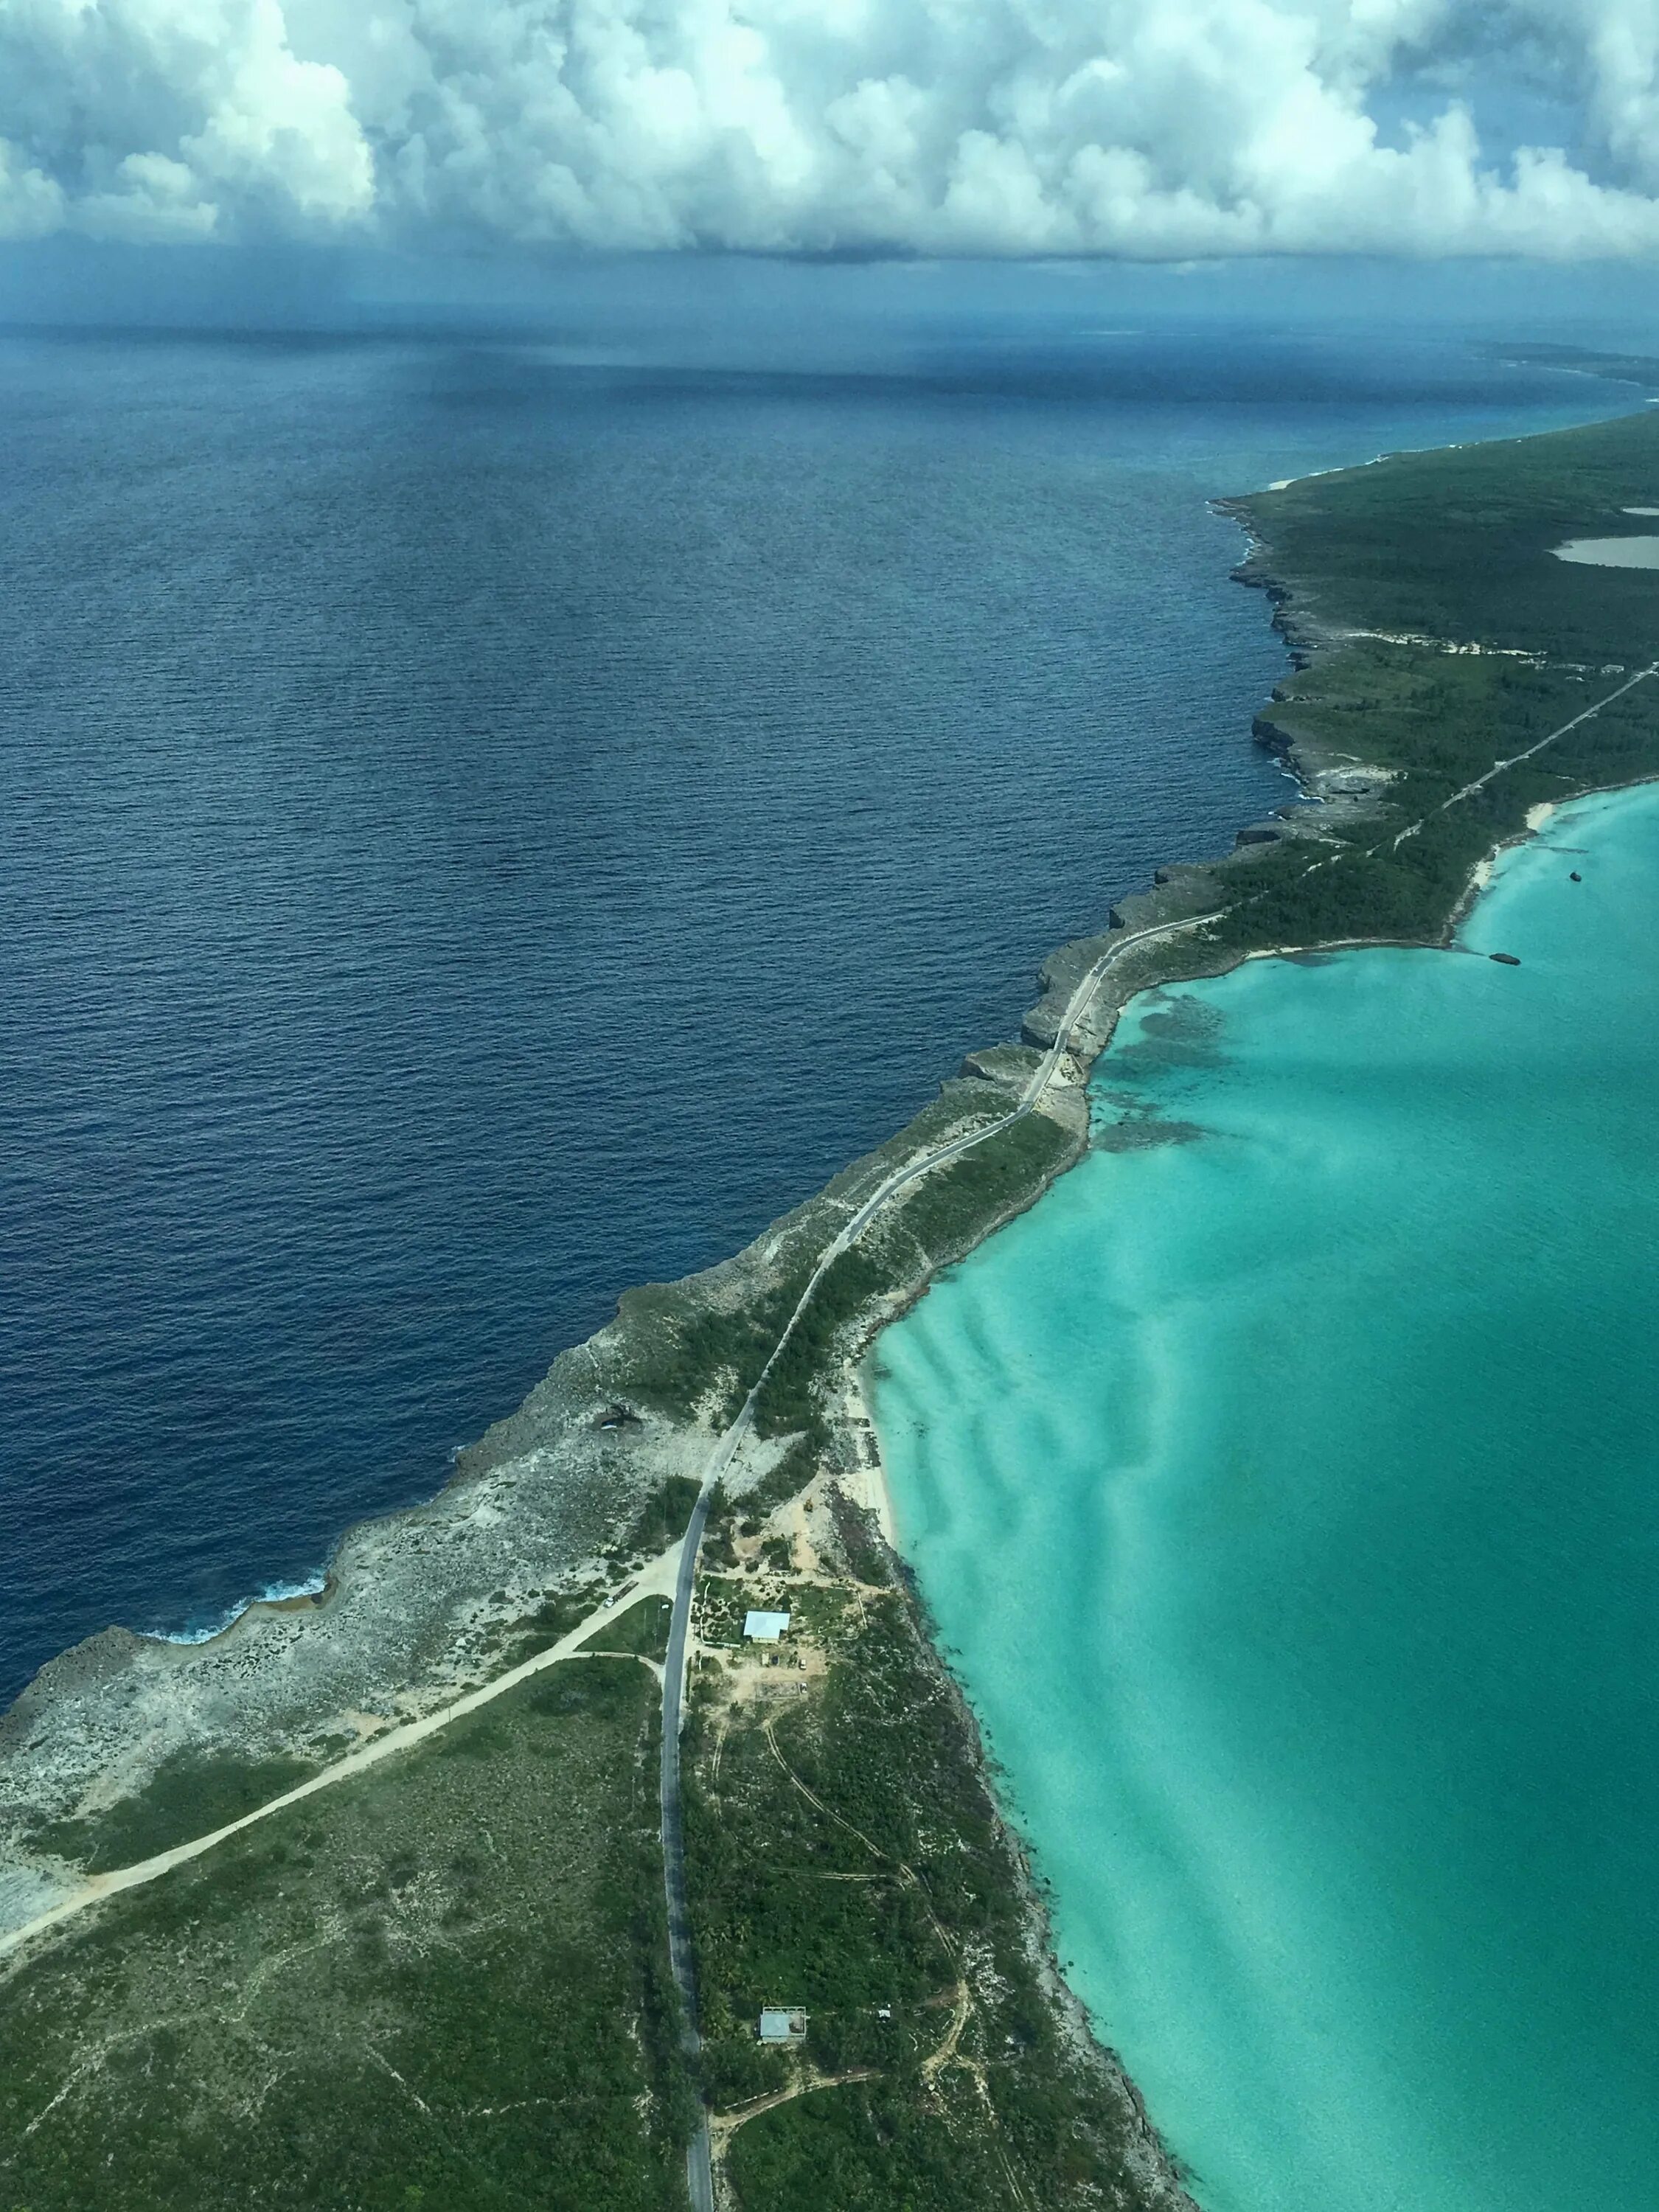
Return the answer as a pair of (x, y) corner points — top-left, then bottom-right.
(872, 785), (1659, 2212)
(11, 324), (1624, 1707)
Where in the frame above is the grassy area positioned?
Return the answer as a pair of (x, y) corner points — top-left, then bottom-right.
(684, 1576), (1178, 2211)
(28, 1748), (320, 1874)
(1, 1665), (693, 2212)
(1203, 409), (1659, 958)
(694, 1576), (852, 1654)
(582, 1594), (674, 1660)
(1209, 648), (1659, 954)
(1235, 404), (1659, 661)
(619, 1276), (811, 1426)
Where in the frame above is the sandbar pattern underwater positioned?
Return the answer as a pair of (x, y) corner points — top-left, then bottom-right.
(874, 783), (1659, 2212)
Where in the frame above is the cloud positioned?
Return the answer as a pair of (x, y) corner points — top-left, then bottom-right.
(6, 0), (1659, 257)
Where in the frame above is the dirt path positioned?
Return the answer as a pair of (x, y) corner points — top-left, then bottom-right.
(709, 2065), (880, 2149)
(0, 1548), (684, 1966)
(1371, 664), (1655, 852)
(760, 1719), (975, 2076)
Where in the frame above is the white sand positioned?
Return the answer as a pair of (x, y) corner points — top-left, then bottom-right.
(1552, 536), (1659, 568)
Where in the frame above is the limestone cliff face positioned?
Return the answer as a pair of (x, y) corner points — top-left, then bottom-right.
(0, 484), (1313, 1938)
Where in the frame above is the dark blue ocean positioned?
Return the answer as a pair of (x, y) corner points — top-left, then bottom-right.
(0, 321), (1632, 1705)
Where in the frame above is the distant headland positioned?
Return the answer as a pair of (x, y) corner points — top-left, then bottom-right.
(7, 362), (1659, 2211)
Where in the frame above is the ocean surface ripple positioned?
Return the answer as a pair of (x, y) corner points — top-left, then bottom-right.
(0, 325), (1627, 1705)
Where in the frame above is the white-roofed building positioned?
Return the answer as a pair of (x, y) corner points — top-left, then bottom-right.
(743, 1609), (791, 1641)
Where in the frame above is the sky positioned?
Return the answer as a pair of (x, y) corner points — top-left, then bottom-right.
(9, 0), (1659, 276)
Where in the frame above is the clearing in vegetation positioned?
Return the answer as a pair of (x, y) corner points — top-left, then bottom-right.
(1, 1663), (693, 2212)
(14, 397), (1659, 2212)
(683, 1488), (1181, 2212)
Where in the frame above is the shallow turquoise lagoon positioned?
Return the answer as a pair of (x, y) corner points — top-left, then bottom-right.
(872, 784), (1659, 2212)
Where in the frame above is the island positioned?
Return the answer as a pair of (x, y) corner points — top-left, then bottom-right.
(5, 376), (1659, 2212)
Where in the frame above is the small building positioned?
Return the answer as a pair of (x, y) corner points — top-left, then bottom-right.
(757, 2008), (807, 2045)
(743, 1610), (791, 1642)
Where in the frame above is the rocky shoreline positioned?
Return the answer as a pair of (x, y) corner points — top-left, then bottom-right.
(13, 398), (1659, 2212)
(0, 464), (1515, 1941)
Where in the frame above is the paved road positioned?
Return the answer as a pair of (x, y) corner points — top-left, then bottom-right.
(0, 1545), (688, 1963)
(659, 1481), (717, 2212)
(656, 898), (1222, 2212)
(653, 638), (1652, 2180)
(3, 653), (1638, 2198)
(7, 652), (1630, 2193)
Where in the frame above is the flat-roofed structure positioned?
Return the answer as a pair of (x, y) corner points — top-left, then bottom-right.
(757, 2008), (807, 2045)
(743, 1609), (791, 1641)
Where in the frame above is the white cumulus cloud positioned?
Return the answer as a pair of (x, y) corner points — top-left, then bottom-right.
(6, 0), (1659, 255)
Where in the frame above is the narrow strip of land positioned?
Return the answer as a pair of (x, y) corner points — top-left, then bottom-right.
(13, 642), (1638, 1959)
(656, 655), (1658, 2200)
(12, 647), (1644, 2183)
(0, 903), (1206, 1987)
(659, 899), (1225, 2208)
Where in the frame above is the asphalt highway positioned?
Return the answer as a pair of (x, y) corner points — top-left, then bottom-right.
(657, 900), (1222, 2211)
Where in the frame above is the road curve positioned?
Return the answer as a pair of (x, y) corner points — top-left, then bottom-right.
(658, 898), (1222, 2211)
(0, 1544), (689, 1964)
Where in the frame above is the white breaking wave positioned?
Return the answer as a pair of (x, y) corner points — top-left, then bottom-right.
(150, 1572), (329, 1648)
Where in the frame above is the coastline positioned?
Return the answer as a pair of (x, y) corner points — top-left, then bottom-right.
(863, 772), (1659, 2212)
(0, 424), (1646, 1846)
(10, 396), (1659, 2205)
(0, 753), (1582, 1926)
(0, 427), (1547, 1730)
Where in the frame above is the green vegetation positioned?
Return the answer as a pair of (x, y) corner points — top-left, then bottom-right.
(1239, 405), (1659, 659)
(890, 1109), (1073, 1263)
(1, 1666), (692, 2211)
(694, 1574), (852, 1652)
(619, 1101), (1068, 1441)
(1206, 409), (1659, 957)
(29, 1748), (318, 1874)
(751, 1250), (888, 1442)
(622, 1276), (810, 1425)
(582, 1594), (675, 1660)
(496, 1579), (608, 1666)
(684, 1576), (1172, 2211)
(622, 1474), (703, 1556)
(23, 395), (1659, 2212)
(750, 1116), (1073, 1447)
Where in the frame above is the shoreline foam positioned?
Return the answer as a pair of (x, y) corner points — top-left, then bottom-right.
(869, 778), (1659, 2212)
(8, 417), (1659, 2212)
(4, 507), (1641, 1856)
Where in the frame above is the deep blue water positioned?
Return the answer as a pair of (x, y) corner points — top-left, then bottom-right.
(0, 322), (1634, 1706)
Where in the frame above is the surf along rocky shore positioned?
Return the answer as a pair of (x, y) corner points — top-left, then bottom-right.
(8, 394), (1659, 2208)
